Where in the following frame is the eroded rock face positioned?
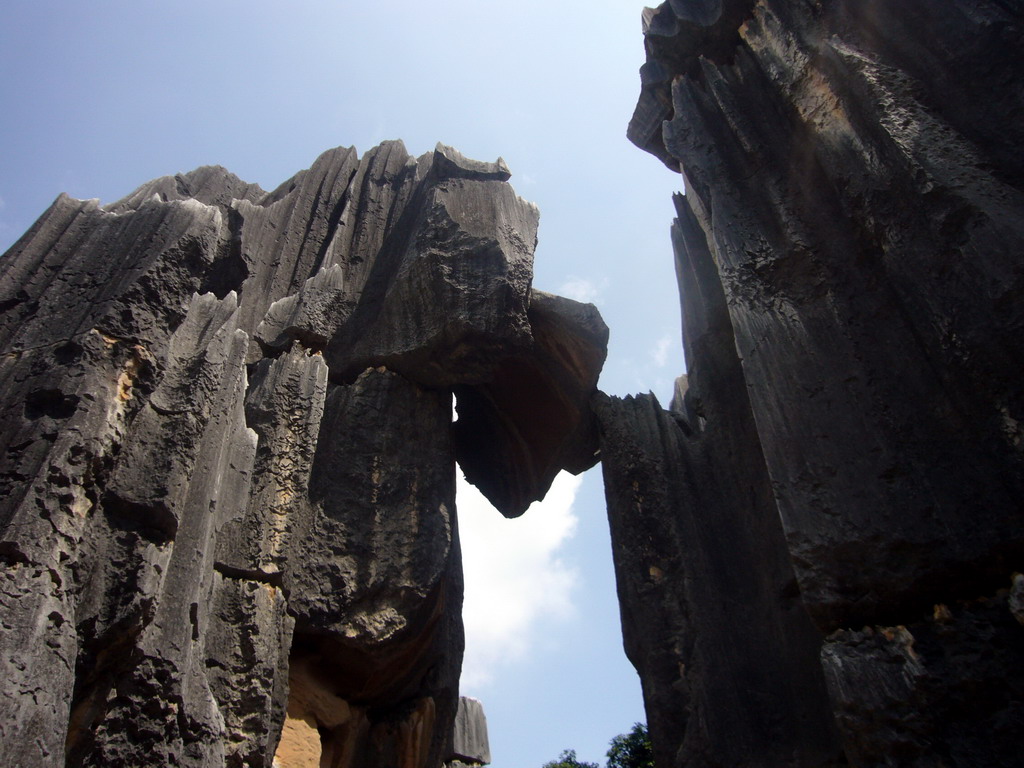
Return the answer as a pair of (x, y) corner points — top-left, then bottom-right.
(595, 197), (840, 768)
(0, 142), (605, 767)
(446, 696), (491, 767)
(611, 1), (1024, 766)
(455, 290), (608, 517)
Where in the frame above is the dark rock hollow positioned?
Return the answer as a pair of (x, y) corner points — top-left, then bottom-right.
(606, 1), (1024, 766)
(0, 141), (606, 768)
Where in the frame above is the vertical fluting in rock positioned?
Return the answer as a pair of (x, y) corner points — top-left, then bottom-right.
(596, 194), (840, 768)
(611, 1), (1024, 766)
(444, 696), (491, 768)
(0, 141), (606, 768)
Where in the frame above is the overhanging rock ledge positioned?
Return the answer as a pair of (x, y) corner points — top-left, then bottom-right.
(0, 140), (606, 768)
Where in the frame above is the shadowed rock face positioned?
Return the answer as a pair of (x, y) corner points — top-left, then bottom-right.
(608, 1), (1024, 766)
(454, 290), (608, 517)
(0, 141), (604, 768)
(5, 4), (1021, 765)
(447, 696), (490, 766)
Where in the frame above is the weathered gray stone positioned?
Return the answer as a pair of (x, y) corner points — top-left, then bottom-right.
(597, 386), (840, 768)
(104, 292), (253, 539)
(821, 583), (1024, 767)
(430, 143), (511, 183)
(327, 175), (539, 388)
(255, 264), (354, 353)
(105, 165), (266, 213)
(448, 697), (491, 765)
(67, 292), (258, 766)
(215, 345), (329, 581)
(619, 1), (1024, 766)
(633, 0), (1024, 631)
(205, 572), (293, 768)
(1010, 572), (1024, 627)
(0, 192), (240, 357)
(455, 289), (608, 517)
(289, 367), (459, 676)
(0, 329), (157, 767)
(231, 145), (364, 359)
(593, 193), (843, 768)
(0, 140), (605, 767)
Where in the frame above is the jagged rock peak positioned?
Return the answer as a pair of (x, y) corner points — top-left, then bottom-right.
(431, 143), (512, 182)
(105, 164), (268, 212)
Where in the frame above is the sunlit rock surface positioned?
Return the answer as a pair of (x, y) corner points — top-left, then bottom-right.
(445, 696), (491, 767)
(0, 142), (604, 767)
(608, 0), (1024, 766)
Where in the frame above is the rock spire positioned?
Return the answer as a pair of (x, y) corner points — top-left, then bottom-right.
(608, 1), (1024, 766)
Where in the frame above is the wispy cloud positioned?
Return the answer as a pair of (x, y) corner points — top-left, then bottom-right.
(651, 333), (673, 368)
(457, 470), (582, 689)
(558, 275), (608, 304)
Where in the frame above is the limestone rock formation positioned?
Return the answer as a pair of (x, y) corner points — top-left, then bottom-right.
(5, 3), (1022, 766)
(454, 290), (608, 516)
(445, 696), (491, 767)
(608, 1), (1024, 766)
(0, 141), (605, 767)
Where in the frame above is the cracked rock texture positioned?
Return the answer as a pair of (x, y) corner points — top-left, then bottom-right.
(445, 696), (491, 767)
(0, 141), (603, 767)
(607, 1), (1024, 766)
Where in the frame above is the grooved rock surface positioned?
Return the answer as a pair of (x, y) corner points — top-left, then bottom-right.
(455, 290), (607, 516)
(612, 1), (1024, 766)
(595, 192), (840, 768)
(0, 141), (606, 767)
(446, 696), (491, 766)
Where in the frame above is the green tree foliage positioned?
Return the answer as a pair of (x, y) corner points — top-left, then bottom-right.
(542, 723), (654, 768)
(542, 749), (600, 768)
(606, 723), (654, 768)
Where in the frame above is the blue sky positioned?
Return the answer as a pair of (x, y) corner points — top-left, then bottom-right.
(0, 2), (683, 765)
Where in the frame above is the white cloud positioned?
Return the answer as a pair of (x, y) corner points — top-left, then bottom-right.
(457, 469), (582, 689)
(651, 333), (673, 368)
(558, 275), (608, 304)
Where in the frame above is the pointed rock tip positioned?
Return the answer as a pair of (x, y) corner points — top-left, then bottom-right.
(431, 142), (512, 182)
